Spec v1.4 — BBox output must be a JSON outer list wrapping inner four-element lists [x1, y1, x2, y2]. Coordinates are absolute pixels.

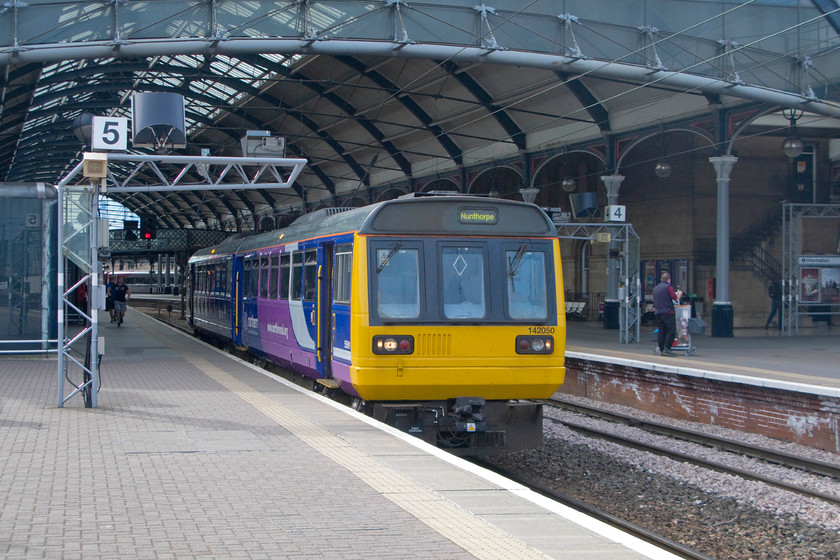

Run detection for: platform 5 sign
[[91, 116, 128, 151]]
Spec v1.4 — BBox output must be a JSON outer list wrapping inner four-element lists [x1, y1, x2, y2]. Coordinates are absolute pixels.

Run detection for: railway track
[[544, 398, 840, 507]]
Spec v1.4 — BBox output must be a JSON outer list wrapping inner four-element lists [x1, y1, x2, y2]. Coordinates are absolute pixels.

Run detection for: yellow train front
[[349, 196, 565, 455]]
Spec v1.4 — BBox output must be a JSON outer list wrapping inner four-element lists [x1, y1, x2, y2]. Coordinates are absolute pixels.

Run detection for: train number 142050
[[527, 326, 555, 334]]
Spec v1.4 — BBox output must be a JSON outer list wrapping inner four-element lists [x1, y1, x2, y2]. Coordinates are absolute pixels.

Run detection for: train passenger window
[[221, 264, 228, 296], [260, 256, 269, 299], [269, 255, 279, 299], [243, 259, 252, 298], [333, 244, 352, 304], [249, 258, 259, 297], [376, 246, 420, 319], [303, 249, 318, 301], [280, 254, 291, 299], [441, 247, 485, 319], [291, 252, 303, 300], [506, 248, 547, 320]]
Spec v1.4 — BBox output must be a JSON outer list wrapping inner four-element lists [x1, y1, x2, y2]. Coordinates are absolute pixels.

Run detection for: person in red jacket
[[652, 272, 682, 356]]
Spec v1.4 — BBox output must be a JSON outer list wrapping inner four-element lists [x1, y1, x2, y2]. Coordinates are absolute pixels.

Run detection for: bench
[[565, 301, 587, 320]]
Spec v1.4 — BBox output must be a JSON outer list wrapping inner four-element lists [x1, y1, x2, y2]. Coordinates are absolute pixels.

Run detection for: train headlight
[[515, 335, 554, 354], [373, 335, 414, 355]]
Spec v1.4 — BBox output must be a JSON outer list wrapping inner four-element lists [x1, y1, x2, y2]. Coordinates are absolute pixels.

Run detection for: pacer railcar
[[189, 195, 566, 455]]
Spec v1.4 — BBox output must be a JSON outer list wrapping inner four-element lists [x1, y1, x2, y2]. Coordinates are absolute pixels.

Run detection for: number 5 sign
[[91, 116, 128, 151]]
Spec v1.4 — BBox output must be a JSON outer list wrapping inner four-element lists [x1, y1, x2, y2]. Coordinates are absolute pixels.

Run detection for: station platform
[[0, 309, 678, 560], [567, 320, 840, 396]]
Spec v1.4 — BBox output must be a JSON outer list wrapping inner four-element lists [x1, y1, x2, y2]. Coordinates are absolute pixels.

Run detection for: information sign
[[91, 116, 128, 151]]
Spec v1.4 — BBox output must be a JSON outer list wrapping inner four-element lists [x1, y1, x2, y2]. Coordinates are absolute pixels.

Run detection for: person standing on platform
[[765, 280, 782, 330], [653, 272, 682, 356], [105, 274, 115, 322], [109, 275, 130, 327]]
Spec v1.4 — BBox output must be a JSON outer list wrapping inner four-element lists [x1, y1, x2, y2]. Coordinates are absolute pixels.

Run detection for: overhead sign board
[[799, 256, 840, 266]]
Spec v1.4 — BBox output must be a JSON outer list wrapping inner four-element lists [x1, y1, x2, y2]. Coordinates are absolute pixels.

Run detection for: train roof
[[190, 196, 556, 261]]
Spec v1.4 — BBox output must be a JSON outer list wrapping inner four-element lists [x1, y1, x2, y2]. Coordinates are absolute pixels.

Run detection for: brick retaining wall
[[558, 357, 840, 455]]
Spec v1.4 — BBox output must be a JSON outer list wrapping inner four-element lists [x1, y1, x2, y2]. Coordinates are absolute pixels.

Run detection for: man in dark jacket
[[765, 280, 782, 330], [653, 272, 682, 356]]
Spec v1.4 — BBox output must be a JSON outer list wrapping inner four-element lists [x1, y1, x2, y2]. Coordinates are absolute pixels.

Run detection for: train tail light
[[373, 335, 414, 355], [516, 335, 553, 354]]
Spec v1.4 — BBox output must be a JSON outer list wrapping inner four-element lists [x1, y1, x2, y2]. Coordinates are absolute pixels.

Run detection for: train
[[188, 194, 566, 455]]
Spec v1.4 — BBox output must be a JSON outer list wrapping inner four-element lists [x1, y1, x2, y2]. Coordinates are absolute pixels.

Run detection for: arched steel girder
[[334, 55, 463, 166], [615, 125, 716, 173], [12, 78, 298, 215], [234, 53, 413, 177], [155, 192, 198, 229], [13, 60, 344, 196], [554, 72, 611, 133], [810, 0, 840, 35], [439, 60, 526, 151], [124, 192, 180, 230], [3, 40, 834, 118]]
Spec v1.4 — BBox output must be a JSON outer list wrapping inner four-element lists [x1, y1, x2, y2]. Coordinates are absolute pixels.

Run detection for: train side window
[[333, 244, 352, 304], [303, 249, 317, 301], [375, 245, 420, 319], [242, 260, 250, 298], [506, 248, 548, 320], [226, 261, 232, 297], [291, 251, 303, 300], [249, 258, 259, 297], [269, 255, 279, 299], [260, 256, 269, 299], [221, 264, 228, 297], [441, 246, 486, 319], [279, 254, 291, 299]]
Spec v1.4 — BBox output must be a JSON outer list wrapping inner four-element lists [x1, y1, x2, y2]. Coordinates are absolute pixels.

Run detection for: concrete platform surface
[[0, 310, 679, 560]]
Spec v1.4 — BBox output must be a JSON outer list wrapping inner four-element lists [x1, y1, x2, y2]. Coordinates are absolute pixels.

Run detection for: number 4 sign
[[91, 116, 128, 151], [604, 205, 626, 222]]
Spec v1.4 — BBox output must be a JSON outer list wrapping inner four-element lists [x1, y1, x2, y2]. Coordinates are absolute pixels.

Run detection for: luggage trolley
[[671, 304, 695, 355], [652, 304, 700, 356]]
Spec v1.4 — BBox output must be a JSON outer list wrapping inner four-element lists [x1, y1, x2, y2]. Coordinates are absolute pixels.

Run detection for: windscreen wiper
[[376, 243, 402, 273], [508, 244, 527, 277]]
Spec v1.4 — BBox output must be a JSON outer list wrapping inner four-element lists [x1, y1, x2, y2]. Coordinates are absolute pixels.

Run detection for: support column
[[709, 156, 737, 337], [601, 174, 624, 329]]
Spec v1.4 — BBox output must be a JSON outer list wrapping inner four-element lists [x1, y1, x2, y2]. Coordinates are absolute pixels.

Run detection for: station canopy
[[1, 1, 839, 231]]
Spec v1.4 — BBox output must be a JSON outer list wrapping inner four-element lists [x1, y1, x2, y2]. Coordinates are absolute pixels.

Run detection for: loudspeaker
[[131, 92, 187, 149], [569, 192, 599, 219]]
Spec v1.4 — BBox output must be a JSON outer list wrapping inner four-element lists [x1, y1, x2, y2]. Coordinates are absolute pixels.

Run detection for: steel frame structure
[[781, 203, 840, 335], [555, 221, 641, 344], [56, 153, 306, 408]]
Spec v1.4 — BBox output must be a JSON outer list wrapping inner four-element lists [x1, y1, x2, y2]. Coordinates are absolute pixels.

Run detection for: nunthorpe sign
[[458, 207, 499, 225]]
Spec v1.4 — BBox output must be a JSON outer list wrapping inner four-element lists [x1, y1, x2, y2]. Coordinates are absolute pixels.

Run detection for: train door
[[316, 242, 334, 379], [232, 255, 245, 346]]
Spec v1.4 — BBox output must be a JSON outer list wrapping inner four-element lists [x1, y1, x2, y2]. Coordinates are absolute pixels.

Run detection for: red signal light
[[142, 232, 152, 240]]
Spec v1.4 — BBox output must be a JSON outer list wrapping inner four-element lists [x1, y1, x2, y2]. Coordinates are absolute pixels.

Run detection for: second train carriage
[[189, 195, 566, 455]]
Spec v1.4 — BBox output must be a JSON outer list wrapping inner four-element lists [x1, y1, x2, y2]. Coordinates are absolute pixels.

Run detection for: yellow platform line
[[147, 320, 549, 560]]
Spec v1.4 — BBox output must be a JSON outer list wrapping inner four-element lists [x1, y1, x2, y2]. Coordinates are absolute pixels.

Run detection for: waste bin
[[603, 299, 619, 330], [711, 304, 733, 337]]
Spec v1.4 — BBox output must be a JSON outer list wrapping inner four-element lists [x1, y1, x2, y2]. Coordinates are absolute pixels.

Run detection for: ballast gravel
[[484, 394, 840, 559]]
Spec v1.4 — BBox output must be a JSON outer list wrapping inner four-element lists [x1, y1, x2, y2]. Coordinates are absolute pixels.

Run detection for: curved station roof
[[1, 1, 839, 231]]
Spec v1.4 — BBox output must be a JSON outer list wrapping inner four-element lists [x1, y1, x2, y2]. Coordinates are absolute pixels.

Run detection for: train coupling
[[453, 397, 486, 434]]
